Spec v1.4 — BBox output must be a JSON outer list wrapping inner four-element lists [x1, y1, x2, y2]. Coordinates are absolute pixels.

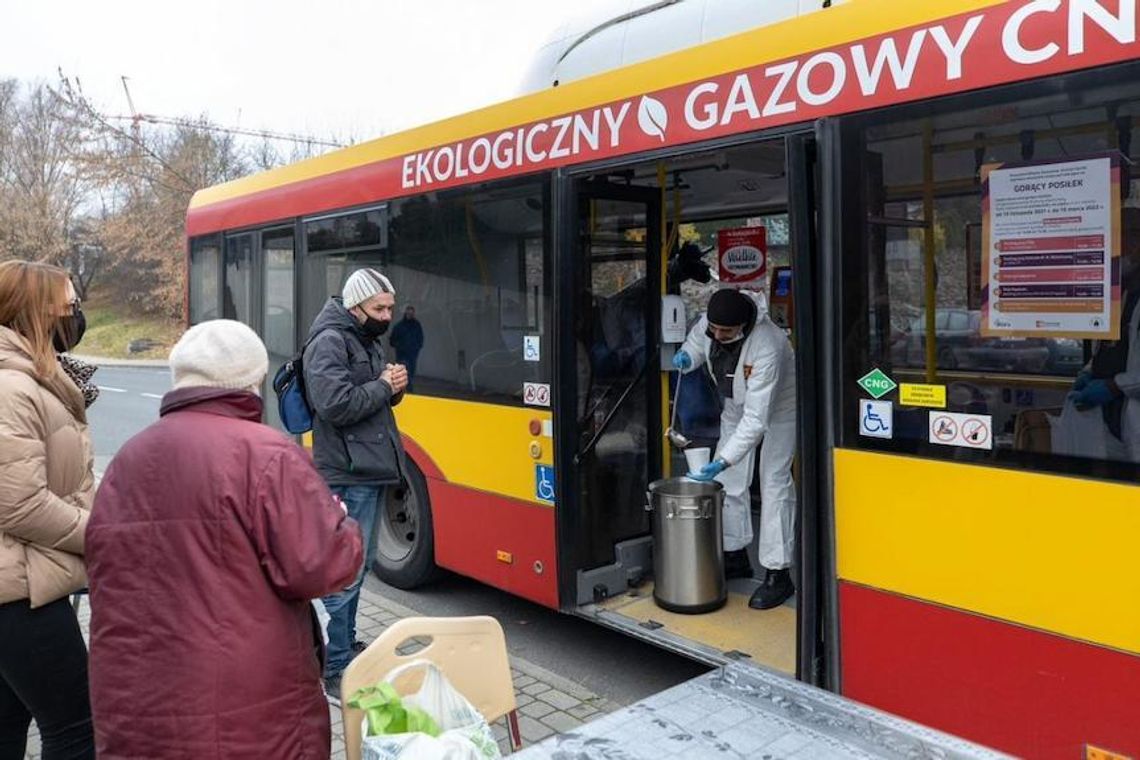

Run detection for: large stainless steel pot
[[646, 477, 726, 614]]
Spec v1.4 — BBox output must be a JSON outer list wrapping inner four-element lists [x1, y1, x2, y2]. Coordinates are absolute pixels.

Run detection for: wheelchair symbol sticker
[[535, 465, 556, 503], [859, 399, 893, 439], [524, 336, 541, 362]]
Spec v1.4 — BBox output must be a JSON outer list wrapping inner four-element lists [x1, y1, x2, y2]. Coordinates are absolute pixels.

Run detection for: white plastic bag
[[311, 599, 330, 647], [1049, 400, 1108, 459], [361, 660, 501, 760]]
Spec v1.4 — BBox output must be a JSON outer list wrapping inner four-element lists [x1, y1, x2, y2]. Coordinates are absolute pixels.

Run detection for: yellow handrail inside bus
[[658, 162, 671, 476], [922, 120, 938, 384], [463, 197, 491, 287]]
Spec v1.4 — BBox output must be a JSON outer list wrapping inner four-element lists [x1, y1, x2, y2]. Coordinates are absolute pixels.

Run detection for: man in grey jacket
[[303, 268, 408, 697]]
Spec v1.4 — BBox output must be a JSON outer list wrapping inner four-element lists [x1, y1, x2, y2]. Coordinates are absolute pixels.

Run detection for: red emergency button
[[528, 419, 542, 436]]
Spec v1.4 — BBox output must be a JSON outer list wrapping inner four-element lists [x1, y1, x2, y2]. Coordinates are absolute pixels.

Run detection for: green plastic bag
[[348, 682, 442, 738]]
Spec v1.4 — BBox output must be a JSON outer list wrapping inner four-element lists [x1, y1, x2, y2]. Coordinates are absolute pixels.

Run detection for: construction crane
[[113, 76, 345, 149]]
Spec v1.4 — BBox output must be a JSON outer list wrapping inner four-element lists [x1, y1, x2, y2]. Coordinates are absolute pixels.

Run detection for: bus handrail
[[574, 359, 650, 466]]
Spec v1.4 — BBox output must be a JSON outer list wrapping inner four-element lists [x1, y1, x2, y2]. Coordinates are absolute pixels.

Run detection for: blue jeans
[[322, 484, 383, 678]]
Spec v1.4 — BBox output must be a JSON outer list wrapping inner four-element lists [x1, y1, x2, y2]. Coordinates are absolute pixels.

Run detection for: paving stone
[[519, 699, 557, 719], [567, 703, 601, 721], [517, 715, 555, 743], [512, 674, 537, 688], [521, 681, 551, 697], [540, 711, 584, 734], [514, 693, 535, 708], [539, 688, 580, 712]]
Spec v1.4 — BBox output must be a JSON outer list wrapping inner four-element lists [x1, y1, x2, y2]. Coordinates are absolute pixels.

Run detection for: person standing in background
[[390, 305, 424, 393]]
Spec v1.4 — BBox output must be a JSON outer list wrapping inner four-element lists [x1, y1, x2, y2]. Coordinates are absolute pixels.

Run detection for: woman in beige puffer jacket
[[0, 260, 96, 759]]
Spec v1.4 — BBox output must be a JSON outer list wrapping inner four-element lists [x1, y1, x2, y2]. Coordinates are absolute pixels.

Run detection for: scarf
[[57, 354, 100, 408]]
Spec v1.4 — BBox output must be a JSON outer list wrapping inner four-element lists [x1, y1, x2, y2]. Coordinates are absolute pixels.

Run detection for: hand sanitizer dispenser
[[661, 295, 687, 344]]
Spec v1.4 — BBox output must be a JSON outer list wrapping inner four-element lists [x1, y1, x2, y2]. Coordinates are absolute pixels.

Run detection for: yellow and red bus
[[187, 1, 1140, 756]]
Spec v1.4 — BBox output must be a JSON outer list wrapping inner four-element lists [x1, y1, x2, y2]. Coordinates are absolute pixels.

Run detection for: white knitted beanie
[[342, 268, 396, 309], [169, 320, 269, 392]]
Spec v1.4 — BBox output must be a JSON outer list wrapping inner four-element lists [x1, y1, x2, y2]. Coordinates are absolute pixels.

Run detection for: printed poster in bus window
[[981, 154, 1122, 340], [718, 226, 767, 289]]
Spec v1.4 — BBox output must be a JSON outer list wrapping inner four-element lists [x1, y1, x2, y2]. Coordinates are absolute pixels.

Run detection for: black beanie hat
[[707, 288, 752, 327]]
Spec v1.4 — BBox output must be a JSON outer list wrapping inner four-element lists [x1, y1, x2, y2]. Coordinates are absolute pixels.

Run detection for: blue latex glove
[[672, 349, 692, 371], [687, 458, 728, 482], [1072, 370, 1092, 392], [1068, 379, 1118, 409]]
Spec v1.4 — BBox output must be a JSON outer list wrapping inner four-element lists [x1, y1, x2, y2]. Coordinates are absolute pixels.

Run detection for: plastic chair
[[341, 616, 522, 760]]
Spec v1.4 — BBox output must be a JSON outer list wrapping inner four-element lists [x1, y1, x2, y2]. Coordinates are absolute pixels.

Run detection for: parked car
[[1044, 338, 1085, 375], [891, 309, 1079, 374], [891, 309, 978, 369]]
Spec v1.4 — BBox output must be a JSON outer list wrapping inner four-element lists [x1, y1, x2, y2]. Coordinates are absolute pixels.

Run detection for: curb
[[70, 354, 169, 369], [357, 587, 620, 709]]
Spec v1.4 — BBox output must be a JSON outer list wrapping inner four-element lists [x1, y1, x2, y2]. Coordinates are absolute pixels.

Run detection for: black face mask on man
[[361, 316, 390, 339], [53, 305, 86, 353]]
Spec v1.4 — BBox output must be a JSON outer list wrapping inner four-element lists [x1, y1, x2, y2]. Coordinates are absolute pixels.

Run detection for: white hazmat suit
[[680, 293, 797, 569]]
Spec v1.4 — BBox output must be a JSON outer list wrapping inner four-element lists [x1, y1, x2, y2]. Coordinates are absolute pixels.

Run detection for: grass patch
[[80, 293, 183, 360]]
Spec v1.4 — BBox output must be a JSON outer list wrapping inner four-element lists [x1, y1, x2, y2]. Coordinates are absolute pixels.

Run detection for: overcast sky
[[1, 0, 613, 145]]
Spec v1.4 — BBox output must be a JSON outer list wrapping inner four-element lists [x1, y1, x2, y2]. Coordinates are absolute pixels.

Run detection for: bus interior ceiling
[[574, 137, 797, 670]]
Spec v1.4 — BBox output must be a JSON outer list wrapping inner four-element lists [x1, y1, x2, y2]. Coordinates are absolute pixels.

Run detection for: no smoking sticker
[[523, 382, 551, 408], [928, 411, 992, 450]]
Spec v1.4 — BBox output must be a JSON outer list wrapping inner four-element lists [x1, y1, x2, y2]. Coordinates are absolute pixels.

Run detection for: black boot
[[748, 567, 794, 609], [723, 549, 753, 580]]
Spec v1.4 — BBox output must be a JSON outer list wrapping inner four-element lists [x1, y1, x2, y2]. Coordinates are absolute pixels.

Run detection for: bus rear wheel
[[371, 459, 438, 589]]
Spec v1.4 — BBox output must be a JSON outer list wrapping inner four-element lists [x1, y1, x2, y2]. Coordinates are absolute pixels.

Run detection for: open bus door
[[556, 179, 664, 616], [555, 132, 828, 683]]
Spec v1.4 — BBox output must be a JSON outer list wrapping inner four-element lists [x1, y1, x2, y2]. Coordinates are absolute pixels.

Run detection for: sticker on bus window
[[524, 335, 540, 362], [900, 383, 947, 409], [857, 368, 897, 399], [523, 382, 551, 407], [929, 411, 992, 450], [859, 400, 893, 439]]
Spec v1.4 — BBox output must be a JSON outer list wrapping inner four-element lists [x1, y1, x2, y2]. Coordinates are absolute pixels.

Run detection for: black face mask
[[362, 317, 390, 339], [53, 306, 86, 353]]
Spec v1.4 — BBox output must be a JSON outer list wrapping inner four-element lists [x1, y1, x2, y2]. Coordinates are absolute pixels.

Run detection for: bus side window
[[842, 72, 1140, 482]]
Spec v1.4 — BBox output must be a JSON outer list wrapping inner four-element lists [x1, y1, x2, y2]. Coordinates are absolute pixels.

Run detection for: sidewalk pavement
[[24, 587, 620, 759]]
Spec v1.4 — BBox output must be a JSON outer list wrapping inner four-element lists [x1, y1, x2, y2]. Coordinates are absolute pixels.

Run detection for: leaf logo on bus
[[637, 96, 668, 142]]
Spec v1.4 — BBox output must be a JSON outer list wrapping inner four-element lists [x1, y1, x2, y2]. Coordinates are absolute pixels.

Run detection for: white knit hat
[[342, 268, 395, 309], [169, 320, 269, 392]]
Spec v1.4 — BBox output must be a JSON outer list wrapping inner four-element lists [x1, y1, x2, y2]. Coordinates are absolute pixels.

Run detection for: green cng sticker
[[857, 368, 898, 399]]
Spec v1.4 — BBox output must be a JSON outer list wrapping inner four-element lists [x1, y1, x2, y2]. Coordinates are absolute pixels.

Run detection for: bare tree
[[53, 75, 251, 318], [0, 81, 87, 269]]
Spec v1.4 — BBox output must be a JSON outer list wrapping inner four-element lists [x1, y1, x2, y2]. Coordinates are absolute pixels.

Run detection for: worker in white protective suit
[[1070, 206, 1140, 462], [672, 288, 797, 610]]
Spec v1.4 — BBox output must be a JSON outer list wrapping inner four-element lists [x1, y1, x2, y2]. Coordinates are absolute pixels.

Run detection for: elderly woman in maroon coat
[[86, 320, 363, 759]]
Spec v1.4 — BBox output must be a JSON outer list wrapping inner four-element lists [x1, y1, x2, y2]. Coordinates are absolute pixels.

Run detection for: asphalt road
[[87, 365, 171, 473], [86, 366, 708, 707]]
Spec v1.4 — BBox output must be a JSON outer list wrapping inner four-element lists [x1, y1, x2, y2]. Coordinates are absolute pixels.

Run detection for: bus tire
[[371, 458, 439, 589]]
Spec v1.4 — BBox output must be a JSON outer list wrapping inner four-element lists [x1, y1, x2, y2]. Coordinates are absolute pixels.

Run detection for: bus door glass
[[571, 182, 663, 576]]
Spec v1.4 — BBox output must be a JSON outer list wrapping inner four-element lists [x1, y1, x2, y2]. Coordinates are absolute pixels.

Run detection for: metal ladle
[[666, 368, 692, 450]]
